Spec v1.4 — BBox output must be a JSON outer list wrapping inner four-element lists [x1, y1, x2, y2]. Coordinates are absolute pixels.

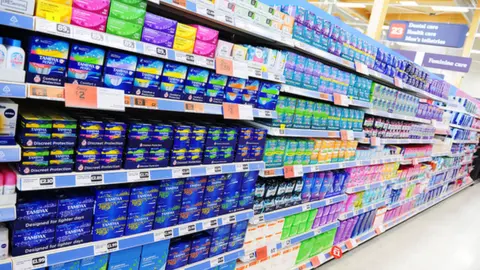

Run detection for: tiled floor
[[318, 183, 480, 270]]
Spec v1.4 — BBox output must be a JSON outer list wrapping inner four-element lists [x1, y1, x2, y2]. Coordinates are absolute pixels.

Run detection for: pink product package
[[193, 40, 217, 58], [73, 0, 110, 16], [71, 8, 108, 32], [191, 24, 219, 44]]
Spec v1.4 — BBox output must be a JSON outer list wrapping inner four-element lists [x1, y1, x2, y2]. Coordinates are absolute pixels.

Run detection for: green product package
[[294, 211, 310, 235], [106, 17, 143, 40], [114, 0, 147, 9], [283, 140, 298, 166], [109, 0, 146, 24], [293, 139, 306, 165], [281, 215, 296, 240], [296, 238, 315, 265]]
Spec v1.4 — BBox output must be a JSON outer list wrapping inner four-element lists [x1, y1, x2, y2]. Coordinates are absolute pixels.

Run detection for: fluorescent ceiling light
[[399, 1, 418, 6], [471, 50, 480, 54], [382, 25, 390, 30], [336, 2, 367, 8], [475, 33, 480, 37], [431, 6, 469, 12]]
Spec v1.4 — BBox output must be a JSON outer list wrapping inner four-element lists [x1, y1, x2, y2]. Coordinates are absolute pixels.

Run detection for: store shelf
[[0, 10, 34, 30], [450, 124, 480, 132], [243, 221, 340, 263], [125, 95, 277, 119], [402, 84, 449, 103], [388, 194, 421, 210], [400, 156, 433, 165], [431, 151, 452, 157], [293, 40, 354, 69], [452, 139, 478, 144], [249, 122, 364, 139], [16, 161, 265, 191], [250, 194, 347, 224], [179, 249, 244, 270], [345, 178, 398, 194], [339, 201, 386, 220], [11, 210, 252, 269], [363, 109, 431, 124], [0, 81, 27, 98], [380, 138, 435, 144], [260, 156, 404, 178], [432, 165, 461, 175], [391, 176, 426, 189]]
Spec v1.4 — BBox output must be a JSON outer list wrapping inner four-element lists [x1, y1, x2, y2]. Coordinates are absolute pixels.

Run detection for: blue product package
[[128, 184, 159, 215], [56, 193, 94, 224], [227, 220, 248, 251], [224, 77, 246, 104], [93, 215, 127, 241], [79, 254, 109, 270], [242, 79, 260, 106], [209, 224, 231, 257], [99, 147, 122, 171], [189, 124, 207, 148], [126, 121, 152, 148], [256, 82, 280, 110], [12, 225, 56, 256], [108, 246, 142, 270], [27, 36, 70, 86], [179, 176, 207, 224], [160, 62, 188, 100], [149, 121, 174, 148], [219, 173, 243, 215], [94, 187, 130, 217], [218, 261, 237, 270], [132, 57, 164, 97], [125, 212, 155, 235], [49, 260, 80, 270], [200, 174, 226, 219], [184, 67, 210, 102], [14, 197, 58, 229], [140, 240, 170, 270], [153, 180, 184, 230], [188, 232, 212, 264], [67, 43, 105, 86], [103, 51, 138, 92], [237, 171, 259, 211], [204, 73, 228, 104], [55, 220, 92, 248], [166, 237, 191, 270], [77, 118, 105, 147], [301, 173, 314, 203]]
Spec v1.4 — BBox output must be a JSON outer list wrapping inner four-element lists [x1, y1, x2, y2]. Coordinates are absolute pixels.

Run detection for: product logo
[[24, 234, 47, 241], [26, 208, 49, 215], [103, 221, 120, 227], [67, 204, 86, 210], [104, 197, 122, 202], [65, 228, 84, 235]]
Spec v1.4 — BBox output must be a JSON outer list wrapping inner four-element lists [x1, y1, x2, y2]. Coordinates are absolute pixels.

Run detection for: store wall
[[460, 69, 480, 98]]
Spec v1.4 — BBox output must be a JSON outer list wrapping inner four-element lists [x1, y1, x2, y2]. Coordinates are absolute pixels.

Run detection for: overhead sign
[[393, 49, 471, 73], [387, 21, 468, 48]]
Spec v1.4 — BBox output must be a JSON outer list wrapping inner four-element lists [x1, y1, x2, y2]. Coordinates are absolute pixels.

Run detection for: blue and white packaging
[[154, 178, 185, 229], [160, 62, 188, 100], [227, 220, 248, 251], [67, 43, 105, 87], [93, 215, 127, 241], [49, 260, 80, 270], [179, 176, 207, 224], [209, 225, 231, 257], [55, 220, 92, 248], [94, 187, 131, 217], [188, 232, 212, 264], [166, 237, 191, 270], [237, 171, 259, 211], [79, 254, 109, 270], [132, 57, 164, 97], [140, 240, 170, 270], [56, 193, 94, 224], [103, 51, 138, 92], [108, 246, 142, 270], [200, 174, 226, 219], [219, 173, 243, 215]]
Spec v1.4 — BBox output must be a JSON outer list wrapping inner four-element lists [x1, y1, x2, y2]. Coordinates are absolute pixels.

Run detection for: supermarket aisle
[[319, 184, 480, 270]]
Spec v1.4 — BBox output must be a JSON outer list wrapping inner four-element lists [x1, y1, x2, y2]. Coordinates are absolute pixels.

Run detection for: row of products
[[363, 116, 435, 140], [28, 35, 281, 109], [0, 37, 25, 71], [17, 109, 266, 174], [451, 128, 475, 141], [397, 164, 428, 183], [450, 97, 479, 116], [344, 186, 387, 212], [253, 171, 348, 214], [448, 110, 477, 128], [430, 156, 462, 171], [11, 172, 257, 256], [283, 51, 372, 102], [263, 138, 358, 168], [272, 96, 365, 131], [355, 145, 401, 161], [388, 183, 418, 205], [401, 145, 433, 159], [333, 209, 377, 245], [345, 163, 400, 188]]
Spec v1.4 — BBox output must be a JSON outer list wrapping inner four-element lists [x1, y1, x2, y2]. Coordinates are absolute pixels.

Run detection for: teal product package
[[204, 73, 228, 104], [132, 57, 164, 97], [160, 62, 188, 100], [103, 51, 138, 92], [67, 43, 105, 87], [184, 67, 210, 103]]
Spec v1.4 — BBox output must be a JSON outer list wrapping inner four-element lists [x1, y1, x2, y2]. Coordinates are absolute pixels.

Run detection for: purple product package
[[142, 27, 175, 48], [144, 13, 178, 35], [334, 220, 347, 244]]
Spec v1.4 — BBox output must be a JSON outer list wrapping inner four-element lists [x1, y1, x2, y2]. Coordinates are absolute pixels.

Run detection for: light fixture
[[382, 25, 390, 30], [475, 33, 480, 37], [471, 50, 480, 54], [431, 6, 469, 12], [336, 2, 367, 8], [355, 17, 360, 20], [399, 1, 418, 6]]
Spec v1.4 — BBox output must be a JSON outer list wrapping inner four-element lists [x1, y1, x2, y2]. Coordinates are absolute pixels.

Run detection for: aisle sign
[[330, 246, 343, 259], [387, 21, 468, 48]]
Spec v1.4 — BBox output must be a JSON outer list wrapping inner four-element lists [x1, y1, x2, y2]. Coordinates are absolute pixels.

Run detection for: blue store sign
[[387, 20, 468, 48]]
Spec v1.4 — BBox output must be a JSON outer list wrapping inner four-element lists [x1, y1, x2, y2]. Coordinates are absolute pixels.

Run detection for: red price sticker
[[184, 102, 205, 113], [354, 60, 370, 76], [340, 130, 354, 141], [134, 97, 157, 108], [65, 83, 97, 109], [263, 169, 276, 177], [284, 165, 303, 178], [370, 137, 380, 146], [29, 84, 65, 100], [124, 96, 131, 106], [330, 246, 343, 259], [375, 225, 386, 235], [311, 256, 321, 267], [345, 239, 358, 249], [394, 77, 404, 88], [333, 93, 350, 107], [319, 92, 330, 101], [215, 57, 234, 77], [222, 103, 253, 120], [255, 246, 268, 261], [412, 158, 419, 165]]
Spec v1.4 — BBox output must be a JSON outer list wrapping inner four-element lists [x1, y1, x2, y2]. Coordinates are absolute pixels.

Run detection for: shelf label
[[172, 167, 192, 178], [28, 84, 64, 100], [330, 246, 343, 259], [206, 165, 223, 175], [302, 204, 312, 212], [375, 225, 386, 235], [76, 173, 104, 186], [127, 171, 150, 182], [267, 244, 277, 257], [203, 218, 218, 229], [179, 224, 196, 235], [144, 44, 168, 59], [14, 255, 48, 270], [284, 165, 303, 178], [36, 18, 73, 38], [21, 176, 56, 190], [216, 57, 234, 76], [263, 169, 276, 177], [154, 228, 173, 241], [333, 93, 351, 107], [256, 109, 273, 118], [210, 255, 225, 267], [107, 35, 137, 53], [235, 163, 250, 172], [196, 2, 215, 18], [65, 84, 125, 111], [354, 61, 369, 76], [94, 240, 119, 255], [223, 103, 254, 120], [370, 137, 380, 146], [184, 102, 205, 113], [340, 130, 354, 141], [251, 214, 264, 224], [412, 158, 419, 165], [345, 239, 358, 249], [319, 92, 330, 100], [74, 27, 106, 46], [394, 77, 404, 88], [222, 214, 236, 224], [175, 51, 196, 65], [133, 97, 157, 109], [311, 256, 322, 267]]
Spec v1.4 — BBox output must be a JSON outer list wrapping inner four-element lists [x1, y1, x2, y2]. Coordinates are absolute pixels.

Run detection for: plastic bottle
[[3, 168, 16, 194], [0, 37, 6, 69], [5, 38, 25, 70]]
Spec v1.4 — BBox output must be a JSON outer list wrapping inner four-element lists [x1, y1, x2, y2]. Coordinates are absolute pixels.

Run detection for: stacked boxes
[[142, 13, 177, 49], [92, 186, 130, 241], [67, 43, 106, 87], [173, 23, 197, 54], [71, 0, 110, 31], [106, 0, 147, 40], [35, 0, 73, 24]]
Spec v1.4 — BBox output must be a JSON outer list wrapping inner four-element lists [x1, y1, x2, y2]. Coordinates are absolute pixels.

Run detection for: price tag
[[345, 239, 358, 249], [302, 204, 312, 212], [394, 77, 404, 88], [73, 27, 106, 46], [370, 137, 380, 146], [262, 169, 276, 177], [144, 44, 168, 59], [203, 219, 218, 229], [14, 255, 48, 270], [179, 224, 196, 235], [77, 173, 104, 186], [333, 93, 351, 107], [215, 57, 234, 77], [133, 97, 157, 108], [196, 56, 215, 69], [282, 239, 292, 247], [20, 176, 54, 191], [94, 240, 119, 255], [222, 214, 236, 224], [107, 35, 137, 53], [215, 9, 235, 25], [210, 256, 225, 267], [184, 102, 205, 113], [206, 165, 223, 175], [279, 124, 286, 135], [127, 171, 150, 182], [28, 84, 64, 100], [172, 167, 192, 178], [250, 67, 263, 78], [235, 163, 250, 172], [311, 256, 322, 267], [312, 165, 322, 172], [284, 165, 303, 178], [354, 60, 370, 76], [65, 84, 125, 111], [175, 51, 195, 65], [36, 18, 73, 38], [252, 214, 265, 224], [340, 130, 354, 141], [412, 158, 419, 165], [196, 3, 215, 18], [223, 103, 254, 120], [319, 93, 330, 100], [375, 225, 386, 235], [257, 109, 273, 118]]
